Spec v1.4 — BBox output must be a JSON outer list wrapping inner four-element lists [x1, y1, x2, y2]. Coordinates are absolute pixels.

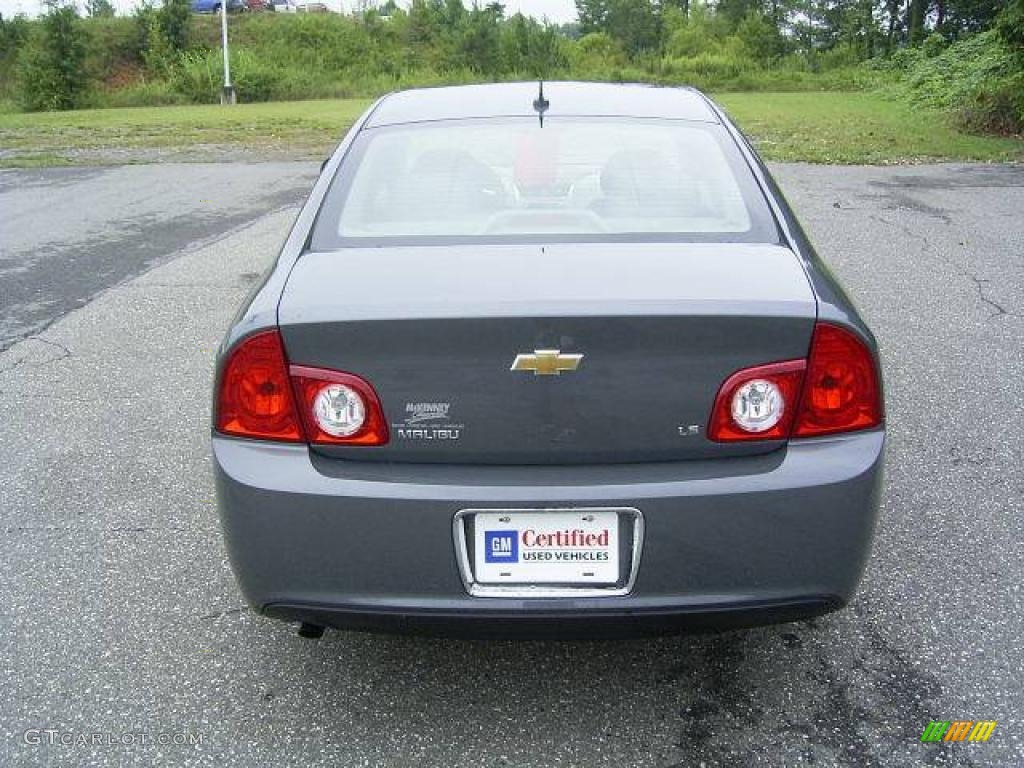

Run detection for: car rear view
[[212, 82, 884, 638]]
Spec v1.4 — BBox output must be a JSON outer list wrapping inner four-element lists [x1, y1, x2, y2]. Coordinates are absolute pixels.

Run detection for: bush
[[887, 30, 1024, 133], [157, 0, 191, 53], [83, 16, 146, 80], [810, 42, 865, 71], [666, 23, 723, 58], [173, 48, 290, 103], [0, 13, 30, 59], [570, 31, 626, 69], [0, 14, 31, 100], [956, 75, 1024, 133], [997, 0, 1024, 51], [85, 77, 188, 107], [736, 11, 785, 61], [16, 4, 87, 110], [921, 31, 947, 57]]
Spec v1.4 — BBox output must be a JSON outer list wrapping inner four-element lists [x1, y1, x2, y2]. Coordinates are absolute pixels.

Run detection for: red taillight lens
[[216, 330, 303, 442], [793, 323, 883, 437], [708, 359, 806, 442], [708, 323, 883, 442], [216, 331, 390, 446], [290, 365, 389, 446]]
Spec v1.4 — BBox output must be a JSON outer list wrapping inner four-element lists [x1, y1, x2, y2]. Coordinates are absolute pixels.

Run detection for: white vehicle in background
[[271, 0, 298, 11]]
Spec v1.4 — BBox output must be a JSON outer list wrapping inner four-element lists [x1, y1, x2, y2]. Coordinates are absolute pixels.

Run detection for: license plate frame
[[453, 507, 644, 598]]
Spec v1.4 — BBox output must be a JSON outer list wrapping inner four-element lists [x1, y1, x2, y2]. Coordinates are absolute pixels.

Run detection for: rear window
[[311, 117, 778, 248]]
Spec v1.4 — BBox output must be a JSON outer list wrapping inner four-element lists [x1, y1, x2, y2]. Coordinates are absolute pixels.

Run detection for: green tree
[[834, 0, 880, 57], [85, 0, 116, 17], [881, 0, 904, 52], [908, 0, 928, 44], [0, 12, 30, 59], [572, 28, 625, 69], [716, 0, 765, 28], [144, 15, 176, 76], [524, 21, 567, 76], [997, 0, 1024, 50], [443, 0, 466, 27], [575, 0, 608, 34], [604, 0, 660, 54], [661, 0, 689, 17], [736, 10, 785, 59], [500, 11, 530, 69], [133, 1, 158, 62], [939, 0, 1006, 37], [406, 0, 443, 50], [660, 3, 688, 43], [16, 2, 86, 111], [460, 2, 502, 74], [157, 0, 191, 53], [664, 1, 728, 57]]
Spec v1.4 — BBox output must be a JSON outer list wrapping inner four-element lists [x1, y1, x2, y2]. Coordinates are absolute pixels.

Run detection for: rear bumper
[[262, 597, 843, 639], [213, 430, 884, 638]]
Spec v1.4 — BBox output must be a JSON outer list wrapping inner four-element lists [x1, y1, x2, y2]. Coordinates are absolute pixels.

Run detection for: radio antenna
[[532, 80, 549, 127]]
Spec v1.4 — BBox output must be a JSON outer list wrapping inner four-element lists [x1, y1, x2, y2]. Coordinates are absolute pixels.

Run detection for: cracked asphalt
[[0, 162, 1021, 767]]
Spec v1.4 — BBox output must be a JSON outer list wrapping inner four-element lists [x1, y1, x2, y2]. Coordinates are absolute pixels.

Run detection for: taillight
[[290, 365, 389, 446], [793, 323, 883, 437], [708, 359, 806, 441], [216, 330, 303, 442], [215, 331, 389, 446], [708, 322, 882, 442]]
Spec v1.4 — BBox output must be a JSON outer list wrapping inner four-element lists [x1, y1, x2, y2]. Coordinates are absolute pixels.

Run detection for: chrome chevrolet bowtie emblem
[[510, 349, 583, 376]]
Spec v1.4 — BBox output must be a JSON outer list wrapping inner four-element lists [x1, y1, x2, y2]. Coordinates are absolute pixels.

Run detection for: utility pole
[[220, 1, 236, 104]]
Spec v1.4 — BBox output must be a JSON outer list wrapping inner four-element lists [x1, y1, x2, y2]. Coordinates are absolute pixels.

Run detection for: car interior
[[336, 120, 753, 238]]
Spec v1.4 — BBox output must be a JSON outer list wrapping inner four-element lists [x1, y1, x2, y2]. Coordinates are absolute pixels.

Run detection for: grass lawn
[[714, 91, 1024, 164], [1, 91, 1021, 167], [0, 99, 374, 165]]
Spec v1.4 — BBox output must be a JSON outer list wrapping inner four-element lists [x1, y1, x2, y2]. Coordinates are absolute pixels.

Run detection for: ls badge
[[510, 349, 583, 376]]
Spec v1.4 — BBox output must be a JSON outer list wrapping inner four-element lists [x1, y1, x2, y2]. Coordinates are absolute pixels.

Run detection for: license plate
[[473, 510, 619, 585]]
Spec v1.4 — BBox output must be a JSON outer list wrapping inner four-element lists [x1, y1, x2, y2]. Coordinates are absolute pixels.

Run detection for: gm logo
[[484, 531, 518, 563]]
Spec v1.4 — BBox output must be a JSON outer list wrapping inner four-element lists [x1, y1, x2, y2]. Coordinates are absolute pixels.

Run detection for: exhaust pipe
[[298, 622, 325, 639]]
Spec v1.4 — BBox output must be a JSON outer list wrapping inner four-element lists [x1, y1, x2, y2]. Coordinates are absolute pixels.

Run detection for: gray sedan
[[212, 82, 885, 639]]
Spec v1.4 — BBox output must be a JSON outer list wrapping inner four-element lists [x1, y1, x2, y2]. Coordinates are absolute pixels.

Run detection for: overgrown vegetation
[[0, 0, 1021, 137], [14, 4, 87, 110], [874, 17, 1024, 133]]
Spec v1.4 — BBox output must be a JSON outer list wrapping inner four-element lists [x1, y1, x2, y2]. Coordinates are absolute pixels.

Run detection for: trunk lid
[[278, 243, 816, 464]]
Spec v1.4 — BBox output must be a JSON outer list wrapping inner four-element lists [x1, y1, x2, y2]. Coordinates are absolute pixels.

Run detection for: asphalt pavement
[[0, 163, 318, 351], [0, 161, 1021, 767]]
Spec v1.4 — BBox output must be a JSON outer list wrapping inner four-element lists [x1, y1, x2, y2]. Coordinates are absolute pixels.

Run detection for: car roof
[[364, 82, 719, 128]]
